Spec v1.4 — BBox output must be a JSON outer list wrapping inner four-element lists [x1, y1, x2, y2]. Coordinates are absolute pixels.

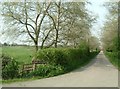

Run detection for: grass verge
[[105, 52, 120, 70]]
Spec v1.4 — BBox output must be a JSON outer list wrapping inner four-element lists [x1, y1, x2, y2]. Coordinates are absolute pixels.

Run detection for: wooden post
[[33, 63, 36, 71]]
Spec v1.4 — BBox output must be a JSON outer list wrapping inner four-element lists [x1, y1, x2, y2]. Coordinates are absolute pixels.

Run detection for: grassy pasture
[[2, 46, 35, 64]]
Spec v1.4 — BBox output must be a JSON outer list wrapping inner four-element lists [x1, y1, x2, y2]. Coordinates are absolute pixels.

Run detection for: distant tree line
[[2, 42, 28, 46]]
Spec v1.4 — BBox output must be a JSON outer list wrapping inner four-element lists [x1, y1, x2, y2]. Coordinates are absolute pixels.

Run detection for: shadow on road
[[71, 54, 98, 72], [71, 51, 116, 73]]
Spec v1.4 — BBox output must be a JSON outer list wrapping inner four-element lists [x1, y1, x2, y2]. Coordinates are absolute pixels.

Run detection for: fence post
[[33, 63, 36, 71]]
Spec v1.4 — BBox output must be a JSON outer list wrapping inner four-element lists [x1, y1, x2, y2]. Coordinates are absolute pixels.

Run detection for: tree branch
[[24, 1, 35, 43], [37, 2, 51, 36]]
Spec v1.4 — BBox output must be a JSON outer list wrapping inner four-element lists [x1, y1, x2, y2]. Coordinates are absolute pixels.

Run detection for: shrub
[[27, 64, 64, 77], [2, 55, 19, 80], [36, 47, 98, 73], [2, 54, 11, 68]]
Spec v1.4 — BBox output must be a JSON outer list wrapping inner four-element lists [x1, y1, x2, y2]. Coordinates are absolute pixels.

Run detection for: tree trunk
[[55, 1, 61, 48], [41, 40, 45, 49], [55, 30, 58, 48], [35, 40, 38, 52]]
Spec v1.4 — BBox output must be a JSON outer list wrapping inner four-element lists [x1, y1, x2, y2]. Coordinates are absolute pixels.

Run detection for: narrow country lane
[[3, 51, 118, 87]]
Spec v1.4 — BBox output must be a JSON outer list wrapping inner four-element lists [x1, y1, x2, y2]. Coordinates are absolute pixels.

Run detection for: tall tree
[[2, 1, 51, 52], [102, 2, 118, 51], [47, 2, 95, 48]]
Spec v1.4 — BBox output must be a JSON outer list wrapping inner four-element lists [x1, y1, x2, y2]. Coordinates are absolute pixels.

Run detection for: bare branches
[[37, 2, 52, 35], [2, 1, 96, 50], [24, 1, 35, 43]]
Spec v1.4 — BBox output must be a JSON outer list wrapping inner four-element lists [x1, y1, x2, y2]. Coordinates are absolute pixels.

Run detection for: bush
[[26, 64, 64, 78], [2, 54, 11, 67], [36, 47, 98, 73], [2, 55, 19, 80]]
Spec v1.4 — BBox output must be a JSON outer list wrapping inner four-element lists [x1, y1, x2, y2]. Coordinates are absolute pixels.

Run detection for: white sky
[[0, 1, 109, 44], [87, 0, 109, 39]]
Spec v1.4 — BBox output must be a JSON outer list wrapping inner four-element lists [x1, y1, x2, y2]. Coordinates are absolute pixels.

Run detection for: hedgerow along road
[[3, 51, 118, 87]]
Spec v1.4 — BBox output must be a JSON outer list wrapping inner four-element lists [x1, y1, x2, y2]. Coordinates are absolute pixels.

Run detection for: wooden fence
[[22, 60, 46, 72]]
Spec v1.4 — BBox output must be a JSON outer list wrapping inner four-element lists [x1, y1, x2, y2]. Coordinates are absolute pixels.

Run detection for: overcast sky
[[0, 0, 109, 44], [87, 0, 109, 40]]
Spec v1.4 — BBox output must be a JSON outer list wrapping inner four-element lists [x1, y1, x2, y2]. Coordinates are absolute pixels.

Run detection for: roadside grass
[[2, 46, 35, 64], [105, 52, 120, 70], [2, 77, 41, 84]]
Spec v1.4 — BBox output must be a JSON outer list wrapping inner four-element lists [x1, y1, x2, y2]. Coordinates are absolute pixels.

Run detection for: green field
[[2, 46, 35, 64]]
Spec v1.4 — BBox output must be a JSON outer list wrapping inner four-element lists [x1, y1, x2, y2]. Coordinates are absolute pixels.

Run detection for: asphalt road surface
[[3, 51, 118, 87]]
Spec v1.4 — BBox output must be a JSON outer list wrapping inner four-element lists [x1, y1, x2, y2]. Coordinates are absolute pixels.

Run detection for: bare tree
[[2, 1, 51, 52]]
